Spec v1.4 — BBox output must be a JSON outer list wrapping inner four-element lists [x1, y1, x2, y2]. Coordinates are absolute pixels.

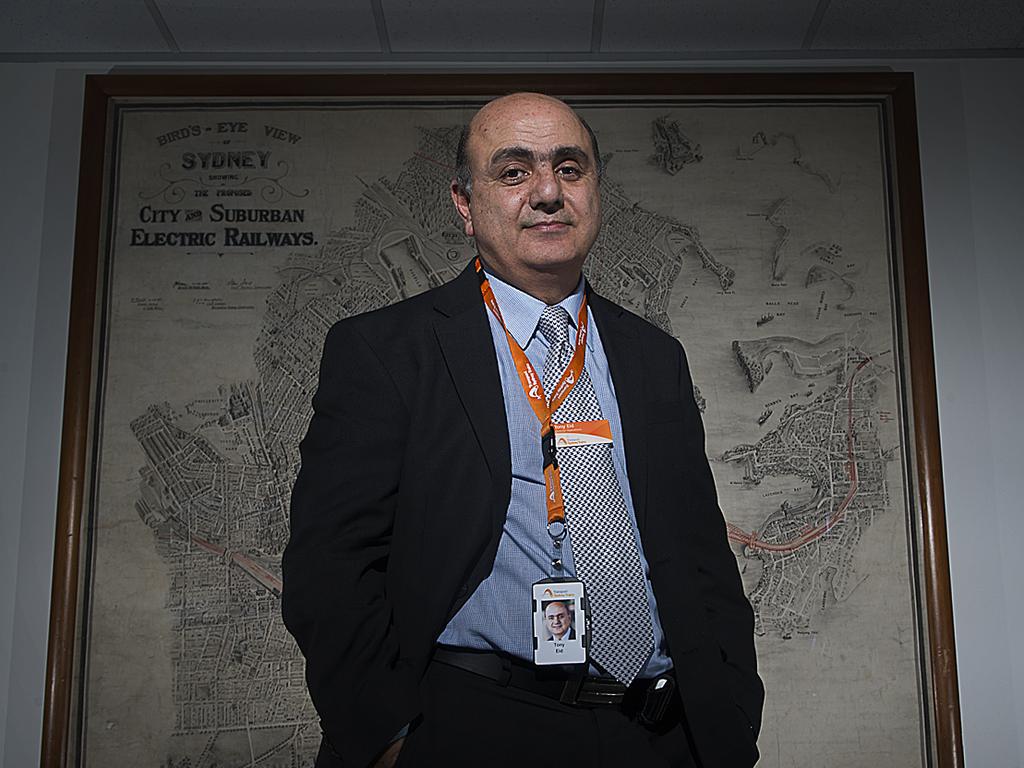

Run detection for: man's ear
[[450, 181, 474, 237]]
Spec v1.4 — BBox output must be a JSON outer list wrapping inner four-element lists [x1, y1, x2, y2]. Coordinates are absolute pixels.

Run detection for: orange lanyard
[[475, 258, 589, 538]]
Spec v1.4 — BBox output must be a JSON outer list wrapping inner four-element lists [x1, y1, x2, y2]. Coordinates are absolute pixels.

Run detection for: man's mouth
[[526, 221, 571, 231]]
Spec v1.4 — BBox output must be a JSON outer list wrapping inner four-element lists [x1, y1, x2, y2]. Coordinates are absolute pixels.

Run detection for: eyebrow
[[487, 144, 592, 171]]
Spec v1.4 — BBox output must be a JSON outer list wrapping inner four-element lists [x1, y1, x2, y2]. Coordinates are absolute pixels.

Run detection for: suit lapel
[[433, 265, 512, 528], [588, 291, 649, 534], [431, 268, 649, 536]]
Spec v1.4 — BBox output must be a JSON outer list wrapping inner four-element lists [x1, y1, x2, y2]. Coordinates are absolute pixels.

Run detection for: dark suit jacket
[[283, 262, 764, 768]]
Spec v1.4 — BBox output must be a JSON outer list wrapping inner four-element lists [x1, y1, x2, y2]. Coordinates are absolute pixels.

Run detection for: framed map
[[44, 74, 961, 768]]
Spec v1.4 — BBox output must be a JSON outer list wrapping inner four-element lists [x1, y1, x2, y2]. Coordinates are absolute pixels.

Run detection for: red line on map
[[190, 533, 283, 596], [727, 357, 872, 553], [414, 152, 455, 172]]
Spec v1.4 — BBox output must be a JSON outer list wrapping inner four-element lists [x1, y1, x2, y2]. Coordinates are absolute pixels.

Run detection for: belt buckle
[[559, 676, 626, 706]]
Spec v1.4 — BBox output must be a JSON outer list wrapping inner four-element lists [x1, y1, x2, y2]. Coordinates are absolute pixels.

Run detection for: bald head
[[454, 92, 602, 198], [448, 91, 603, 304]]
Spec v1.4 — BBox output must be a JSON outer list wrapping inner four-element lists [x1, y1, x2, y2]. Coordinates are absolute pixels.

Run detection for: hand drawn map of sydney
[[80, 100, 925, 767]]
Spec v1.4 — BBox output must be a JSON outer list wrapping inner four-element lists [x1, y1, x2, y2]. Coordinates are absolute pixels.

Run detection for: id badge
[[532, 579, 588, 666], [553, 419, 613, 448]]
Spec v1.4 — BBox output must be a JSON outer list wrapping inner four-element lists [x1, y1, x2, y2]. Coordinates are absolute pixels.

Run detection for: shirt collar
[[483, 267, 592, 352]]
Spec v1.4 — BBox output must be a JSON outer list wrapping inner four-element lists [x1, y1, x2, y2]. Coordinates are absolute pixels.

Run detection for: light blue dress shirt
[[438, 270, 673, 678]]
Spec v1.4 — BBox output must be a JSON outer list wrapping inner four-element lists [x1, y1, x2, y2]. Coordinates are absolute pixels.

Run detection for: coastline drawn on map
[[66, 94, 946, 768], [737, 129, 841, 193], [724, 331, 894, 638], [650, 115, 703, 175]]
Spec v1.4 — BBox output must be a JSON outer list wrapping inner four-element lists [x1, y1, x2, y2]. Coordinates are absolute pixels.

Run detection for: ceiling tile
[[814, 0, 1024, 50], [382, 0, 593, 53], [1, 0, 168, 52], [158, 0, 381, 52], [601, 0, 820, 52]]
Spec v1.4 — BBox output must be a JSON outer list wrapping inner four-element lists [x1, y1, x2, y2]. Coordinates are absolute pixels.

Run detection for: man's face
[[451, 93, 601, 289], [545, 602, 571, 638]]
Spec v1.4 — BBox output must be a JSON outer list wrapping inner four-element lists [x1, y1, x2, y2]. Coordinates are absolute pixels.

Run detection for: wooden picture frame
[[44, 73, 961, 767]]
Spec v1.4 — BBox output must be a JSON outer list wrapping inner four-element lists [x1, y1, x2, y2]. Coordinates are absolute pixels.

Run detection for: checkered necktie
[[538, 305, 655, 684]]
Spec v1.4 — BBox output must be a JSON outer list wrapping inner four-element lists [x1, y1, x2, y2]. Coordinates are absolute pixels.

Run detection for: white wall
[[1, 63, 80, 768], [1, 58, 1021, 767], [914, 59, 1024, 766], [957, 60, 1024, 763]]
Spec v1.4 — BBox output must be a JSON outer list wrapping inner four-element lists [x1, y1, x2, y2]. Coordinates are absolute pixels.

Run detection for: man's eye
[[501, 168, 527, 181], [557, 165, 582, 178]]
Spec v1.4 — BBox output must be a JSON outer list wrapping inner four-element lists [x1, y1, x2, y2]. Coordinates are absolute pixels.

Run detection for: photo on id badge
[[533, 581, 587, 665]]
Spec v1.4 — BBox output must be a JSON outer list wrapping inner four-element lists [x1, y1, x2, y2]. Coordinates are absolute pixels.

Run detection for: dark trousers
[[391, 660, 700, 768]]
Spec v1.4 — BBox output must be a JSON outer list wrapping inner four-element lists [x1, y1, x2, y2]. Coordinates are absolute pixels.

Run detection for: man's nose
[[529, 166, 563, 213]]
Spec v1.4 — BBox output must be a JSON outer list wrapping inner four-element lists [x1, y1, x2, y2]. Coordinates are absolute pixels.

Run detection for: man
[[283, 92, 763, 768], [544, 601, 575, 642]]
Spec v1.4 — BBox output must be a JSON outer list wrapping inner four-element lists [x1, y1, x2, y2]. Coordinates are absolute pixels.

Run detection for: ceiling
[[2, 0, 1023, 60]]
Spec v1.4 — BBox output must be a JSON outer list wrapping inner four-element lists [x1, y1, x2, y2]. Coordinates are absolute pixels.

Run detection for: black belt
[[432, 647, 678, 725]]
